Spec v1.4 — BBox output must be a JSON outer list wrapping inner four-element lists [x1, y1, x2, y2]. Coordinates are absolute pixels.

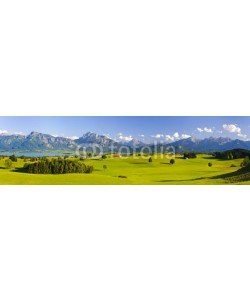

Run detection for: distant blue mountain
[[0, 131, 250, 153], [166, 137, 250, 152]]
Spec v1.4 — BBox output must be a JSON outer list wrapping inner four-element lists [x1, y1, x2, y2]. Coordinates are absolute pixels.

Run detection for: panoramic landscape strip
[[0, 116, 249, 185]]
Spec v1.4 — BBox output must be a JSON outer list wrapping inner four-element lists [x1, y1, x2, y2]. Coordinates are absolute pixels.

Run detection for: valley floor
[[0, 155, 249, 185]]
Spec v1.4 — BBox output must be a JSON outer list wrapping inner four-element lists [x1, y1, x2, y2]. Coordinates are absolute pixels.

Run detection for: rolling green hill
[[0, 154, 249, 185]]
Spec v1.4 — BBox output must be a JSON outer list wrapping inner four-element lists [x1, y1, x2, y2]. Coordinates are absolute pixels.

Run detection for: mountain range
[[0, 131, 250, 153]]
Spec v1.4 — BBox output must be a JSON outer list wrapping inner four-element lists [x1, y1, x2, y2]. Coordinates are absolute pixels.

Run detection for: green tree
[[102, 154, 107, 159], [9, 155, 17, 162], [5, 159, 13, 169], [148, 157, 153, 163], [170, 159, 175, 165], [241, 156, 250, 167]]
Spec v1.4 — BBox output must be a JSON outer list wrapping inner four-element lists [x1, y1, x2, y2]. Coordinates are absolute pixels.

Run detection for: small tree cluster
[[30, 157, 38, 162], [183, 153, 197, 159], [241, 156, 250, 167], [9, 155, 17, 162], [5, 159, 13, 169], [24, 158, 93, 174]]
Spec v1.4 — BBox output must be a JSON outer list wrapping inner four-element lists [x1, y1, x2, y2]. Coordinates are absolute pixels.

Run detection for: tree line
[[183, 153, 197, 159], [213, 149, 250, 160]]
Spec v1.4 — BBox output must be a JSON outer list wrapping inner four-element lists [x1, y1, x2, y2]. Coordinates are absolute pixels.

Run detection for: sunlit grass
[[0, 154, 248, 185]]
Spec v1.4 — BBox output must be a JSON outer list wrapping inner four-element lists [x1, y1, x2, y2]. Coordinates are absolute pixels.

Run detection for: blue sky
[[0, 116, 249, 142]]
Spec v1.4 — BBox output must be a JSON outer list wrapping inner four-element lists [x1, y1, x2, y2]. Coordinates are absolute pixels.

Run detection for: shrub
[[118, 175, 127, 178], [148, 157, 153, 163], [102, 154, 107, 159], [230, 164, 237, 167], [170, 158, 175, 165], [208, 162, 212, 167], [85, 165, 94, 173], [103, 165, 107, 170], [9, 155, 17, 162], [241, 156, 250, 167], [5, 159, 13, 169]]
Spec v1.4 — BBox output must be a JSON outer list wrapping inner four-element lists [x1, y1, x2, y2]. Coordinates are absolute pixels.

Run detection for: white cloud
[[151, 134, 164, 139], [223, 124, 241, 134], [237, 133, 247, 139], [14, 132, 25, 136], [0, 130, 25, 136], [204, 127, 213, 133], [118, 133, 133, 142], [197, 127, 213, 133], [165, 135, 175, 142], [164, 133, 190, 142], [222, 124, 248, 139], [181, 134, 191, 139], [140, 134, 145, 137], [0, 130, 8, 135], [173, 132, 179, 138], [52, 133, 79, 140], [67, 136, 79, 140]]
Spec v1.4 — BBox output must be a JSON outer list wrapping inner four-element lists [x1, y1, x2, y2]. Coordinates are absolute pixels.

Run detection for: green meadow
[[0, 154, 249, 185]]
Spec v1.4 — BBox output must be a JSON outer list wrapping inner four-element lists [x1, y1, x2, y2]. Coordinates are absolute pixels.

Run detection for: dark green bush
[[5, 159, 13, 169], [241, 156, 250, 167], [183, 153, 197, 159], [9, 155, 17, 162], [170, 158, 175, 164]]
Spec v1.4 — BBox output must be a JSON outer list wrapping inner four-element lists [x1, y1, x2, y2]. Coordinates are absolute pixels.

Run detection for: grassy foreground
[[0, 154, 249, 185]]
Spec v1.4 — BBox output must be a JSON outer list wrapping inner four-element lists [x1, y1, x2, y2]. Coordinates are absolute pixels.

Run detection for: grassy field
[[0, 154, 249, 185]]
